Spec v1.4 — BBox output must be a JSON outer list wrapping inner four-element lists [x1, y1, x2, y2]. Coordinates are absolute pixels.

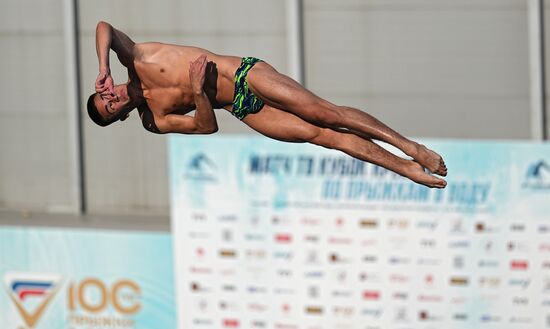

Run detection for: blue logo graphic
[[523, 160, 550, 189], [185, 153, 217, 181]]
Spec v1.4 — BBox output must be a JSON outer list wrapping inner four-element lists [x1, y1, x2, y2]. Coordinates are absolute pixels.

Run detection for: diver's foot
[[405, 161, 447, 189], [411, 144, 447, 176]]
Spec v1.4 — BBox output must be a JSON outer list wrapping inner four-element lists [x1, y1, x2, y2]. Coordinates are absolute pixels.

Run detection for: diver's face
[[94, 84, 131, 121]]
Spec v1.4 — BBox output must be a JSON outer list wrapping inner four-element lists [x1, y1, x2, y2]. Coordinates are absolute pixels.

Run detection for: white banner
[[169, 136, 550, 329]]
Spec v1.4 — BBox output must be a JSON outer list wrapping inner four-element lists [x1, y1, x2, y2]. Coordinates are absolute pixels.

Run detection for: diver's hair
[[87, 93, 113, 127]]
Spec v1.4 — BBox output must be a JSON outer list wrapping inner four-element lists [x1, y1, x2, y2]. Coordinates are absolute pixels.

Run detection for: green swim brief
[[231, 57, 265, 120]]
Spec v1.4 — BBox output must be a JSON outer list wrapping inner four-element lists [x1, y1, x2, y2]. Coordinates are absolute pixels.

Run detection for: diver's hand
[[189, 55, 207, 95], [95, 70, 116, 100]]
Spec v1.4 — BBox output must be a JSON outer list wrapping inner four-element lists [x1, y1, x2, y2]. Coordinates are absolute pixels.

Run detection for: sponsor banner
[[169, 136, 550, 329], [0, 227, 175, 329]]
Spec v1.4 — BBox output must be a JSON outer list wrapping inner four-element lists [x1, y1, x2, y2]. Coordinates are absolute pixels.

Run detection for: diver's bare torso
[[131, 42, 242, 116]]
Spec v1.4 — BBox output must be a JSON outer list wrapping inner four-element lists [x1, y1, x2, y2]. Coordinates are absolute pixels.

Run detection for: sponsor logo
[[303, 235, 319, 243], [274, 251, 293, 261], [392, 292, 408, 300], [480, 239, 494, 252], [219, 249, 237, 258], [388, 236, 408, 249], [476, 222, 498, 233], [418, 294, 443, 302], [333, 306, 354, 316], [453, 313, 468, 321], [191, 213, 208, 222], [540, 224, 550, 233], [188, 231, 209, 239], [479, 276, 501, 288], [304, 271, 324, 279], [416, 220, 438, 231], [248, 303, 268, 312], [221, 284, 237, 292], [417, 258, 441, 266], [424, 274, 435, 286], [478, 257, 499, 267], [544, 277, 550, 291], [540, 243, 550, 252], [360, 308, 383, 318], [4, 272, 63, 328], [510, 223, 526, 232], [522, 160, 550, 189], [223, 318, 240, 328], [388, 256, 410, 265], [193, 318, 214, 325], [307, 286, 320, 298], [387, 219, 409, 230], [246, 249, 267, 260], [511, 260, 529, 270], [218, 214, 237, 222], [191, 282, 211, 293], [329, 253, 349, 264], [448, 240, 470, 248], [362, 290, 380, 300], [508, 278, 530, 289], [219, 300, 239, 311], [449, 219, 466, 234], [219, 268, 236, 276], [361, 238, 377, 247], [305, 306, 323, 315], [512, 297, 529, 305], [251, 320, 267, 328], [332, 290, 353, 298], [507, 241, 529, 252], [453, 256, 464, 269], [275, 233, 292, 243], [244, 233, 265, 241], [335, 270, 348, 283], [67, 278, 142, 328], [301, 217, 321, 226], [273, 287, 295, 295], [362, 255, 378, 263], [221, 229, 233, 242], [510, 316, 533, 324], [359, 219, 378, 229], [189, 266, 213, 274], [543, 261, 550, 269], [480, 314, 501, 323], [272, 216, 291, 226], [276, 269, 292, 277], [418, 310, 442, 321], [393, 307, 410, 322], [334, 217, 346, 228], [542, 299, 550, 307], [185, 153, 217, 181], [274, 323, 298, 329], [360, 272, 381, 283], [305, 250, 319, 264], [451, 296, 468, 304], [247, 286, 267, 294], [450, 277, 469, 286], [389, 274, 409, 284], [328, 236, 352, 245], [419, 239, 436, 248]]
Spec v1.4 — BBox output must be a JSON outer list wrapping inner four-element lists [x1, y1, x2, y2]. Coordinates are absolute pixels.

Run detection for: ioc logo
[[67, 278, 142, 315]]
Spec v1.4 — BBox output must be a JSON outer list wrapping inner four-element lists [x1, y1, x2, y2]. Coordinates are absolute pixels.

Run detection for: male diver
[[88, 21, 447, 188]]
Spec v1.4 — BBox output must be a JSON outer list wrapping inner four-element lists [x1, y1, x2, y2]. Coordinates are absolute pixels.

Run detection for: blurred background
[[1, 0, 549, 229]]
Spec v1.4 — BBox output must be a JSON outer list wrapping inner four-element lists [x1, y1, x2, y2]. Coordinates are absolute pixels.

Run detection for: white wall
[[0, 0, 75, 212], [304, 0, 531, 139]]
